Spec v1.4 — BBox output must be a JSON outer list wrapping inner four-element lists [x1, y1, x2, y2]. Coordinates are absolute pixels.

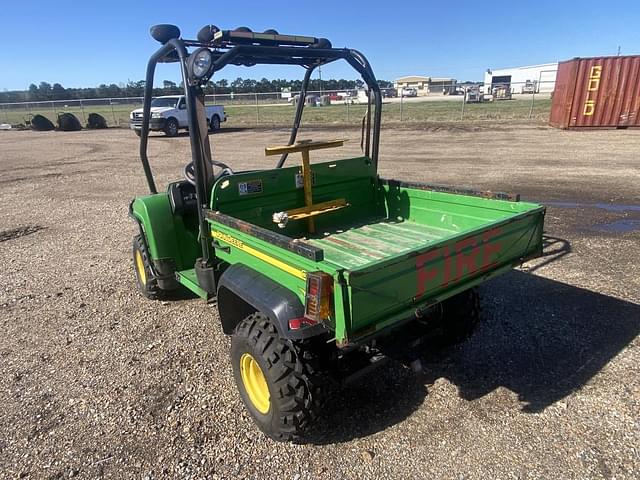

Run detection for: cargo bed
[[207, 157, 545, 344]]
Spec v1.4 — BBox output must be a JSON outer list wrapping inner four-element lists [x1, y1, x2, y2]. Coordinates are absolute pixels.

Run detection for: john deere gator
[[129, 24, 546, 441]]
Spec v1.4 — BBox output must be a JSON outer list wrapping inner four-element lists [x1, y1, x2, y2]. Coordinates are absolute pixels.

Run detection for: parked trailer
[[550, 55, 640, 129]]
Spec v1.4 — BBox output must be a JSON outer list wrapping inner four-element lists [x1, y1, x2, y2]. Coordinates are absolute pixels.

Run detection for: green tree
[[38, 82, 52, 99], [230, 77, 244, 91], [96, 84, 109, 97], [28, 83, 39, 100], [0, 77, 394, 103], [162, 80, 177, 94], [51, 83, 66, 100]]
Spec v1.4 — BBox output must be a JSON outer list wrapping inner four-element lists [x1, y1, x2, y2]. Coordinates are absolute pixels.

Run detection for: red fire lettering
[[481, 227, 503, 270], [441, 245, 453, 287], [455, 237, 481, 280], [415, 248, 441, 298]]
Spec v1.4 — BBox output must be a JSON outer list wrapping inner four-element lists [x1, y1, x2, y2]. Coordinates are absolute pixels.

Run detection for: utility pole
[[617, 45, 621, 56]]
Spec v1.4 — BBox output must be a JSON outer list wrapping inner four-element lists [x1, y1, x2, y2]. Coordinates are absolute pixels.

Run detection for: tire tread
[[132, 234, 165, 300], [233, 313, 327, 442]]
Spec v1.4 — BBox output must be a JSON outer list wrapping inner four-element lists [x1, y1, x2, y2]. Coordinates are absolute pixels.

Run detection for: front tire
[[163, 117, 179, 137], [231, 313, 327, 442], [132, 235, 164, 300], [209, 115, 221, 132]]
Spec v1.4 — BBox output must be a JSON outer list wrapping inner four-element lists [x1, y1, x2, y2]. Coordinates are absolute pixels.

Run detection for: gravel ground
[[0, 124, 638, 479]]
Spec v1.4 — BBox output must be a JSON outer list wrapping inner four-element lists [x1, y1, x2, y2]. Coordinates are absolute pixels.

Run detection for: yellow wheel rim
[[240, 353, 270, 414], [135, 250, 147, 285]]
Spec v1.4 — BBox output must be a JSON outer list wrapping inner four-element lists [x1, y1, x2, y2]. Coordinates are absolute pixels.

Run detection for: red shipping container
[[549, 55, 640, 129]]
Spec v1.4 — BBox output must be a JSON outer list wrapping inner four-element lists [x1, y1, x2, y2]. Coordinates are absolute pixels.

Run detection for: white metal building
[[483, 63, 558, 94]]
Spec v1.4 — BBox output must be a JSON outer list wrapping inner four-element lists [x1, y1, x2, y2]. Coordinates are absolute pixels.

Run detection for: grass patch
[[0, 98, 552, 129]]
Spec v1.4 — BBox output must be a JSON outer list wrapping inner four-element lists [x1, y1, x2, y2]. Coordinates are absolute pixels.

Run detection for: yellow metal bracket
[[284, 198, 348, 220], [265, 139, 348, 233]]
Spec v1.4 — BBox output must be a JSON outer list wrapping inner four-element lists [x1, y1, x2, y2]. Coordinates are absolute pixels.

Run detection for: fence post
[[528, 75, 542, 120], [400, 94, 403, 121], [346, 99, 350, 123], [255, 93, 259, 125], [110, 99, 117, 126], [460, 89, 466, 120], [80, 100, 86, 124]]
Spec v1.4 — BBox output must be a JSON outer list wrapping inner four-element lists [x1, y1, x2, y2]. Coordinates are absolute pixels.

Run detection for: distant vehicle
[[492, 85, 512, 101], [521, 80, 537, 94], [290, 94, 321, 106], [443, 85, 465, 96], [381, 88, 397, 98], [464, 86, 484, 103], [336, 89, 369, 104], [401, 87, 418, 97], [130, 95, 226, 137]]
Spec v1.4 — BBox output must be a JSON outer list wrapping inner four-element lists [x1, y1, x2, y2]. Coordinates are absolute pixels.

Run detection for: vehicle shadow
[[307, 361, 429, 444], [524, 234, 572, 273], [432, 270, 639, 412], [310, 240, 639, 444]]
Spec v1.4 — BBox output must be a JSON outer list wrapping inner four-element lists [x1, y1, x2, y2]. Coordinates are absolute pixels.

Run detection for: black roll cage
[[138, 33, 382, 266]]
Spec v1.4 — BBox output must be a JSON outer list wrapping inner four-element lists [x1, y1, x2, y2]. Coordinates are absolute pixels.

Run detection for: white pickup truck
[[130, 95, 226, 137]]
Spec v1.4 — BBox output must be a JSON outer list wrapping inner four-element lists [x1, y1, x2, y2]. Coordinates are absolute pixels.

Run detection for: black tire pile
[[57, 113, 82, 131], [30, 114, 56, 131], [29, 112, 109, 132], [87, 113, 108, 129]]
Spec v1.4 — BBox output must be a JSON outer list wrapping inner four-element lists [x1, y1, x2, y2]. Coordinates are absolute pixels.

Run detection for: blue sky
[[1, 0, 638, 90]]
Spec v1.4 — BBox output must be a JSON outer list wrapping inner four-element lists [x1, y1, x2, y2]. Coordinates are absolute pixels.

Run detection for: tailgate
[[344, 208, 544, 339]]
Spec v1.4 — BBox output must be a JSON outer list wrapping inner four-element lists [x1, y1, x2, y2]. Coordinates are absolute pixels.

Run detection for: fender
[[128, 195, 191, 290], [217, 263, 328, 340]]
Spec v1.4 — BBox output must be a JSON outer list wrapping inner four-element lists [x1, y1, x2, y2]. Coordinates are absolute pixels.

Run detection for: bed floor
[[307, 219, 458, 269]]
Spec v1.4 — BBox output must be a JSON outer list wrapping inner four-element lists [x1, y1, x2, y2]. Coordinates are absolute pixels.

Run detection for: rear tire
[[440, 288, 481, 344], [163, 117, 179, 137], [134, 129, 141, 137], [231, 313, 327, 442], [132, 235, 165, 300]]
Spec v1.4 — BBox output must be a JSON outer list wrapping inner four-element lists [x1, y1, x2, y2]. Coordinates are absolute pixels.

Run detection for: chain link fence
[[0, 80, 554, 129]]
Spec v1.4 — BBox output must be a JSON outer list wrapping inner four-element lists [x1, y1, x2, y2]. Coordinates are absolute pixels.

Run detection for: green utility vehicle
[[130, 24, 545, 441]]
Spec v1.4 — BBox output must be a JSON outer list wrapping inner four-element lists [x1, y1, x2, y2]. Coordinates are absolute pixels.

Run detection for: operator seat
[[168, 181, 197, 215]]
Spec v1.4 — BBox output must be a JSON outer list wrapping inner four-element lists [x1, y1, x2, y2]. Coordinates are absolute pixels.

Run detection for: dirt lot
[[0, 123, 638, 479]]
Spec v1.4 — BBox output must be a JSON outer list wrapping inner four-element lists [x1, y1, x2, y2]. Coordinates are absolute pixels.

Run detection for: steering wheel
[[184, 160, 234, 185]]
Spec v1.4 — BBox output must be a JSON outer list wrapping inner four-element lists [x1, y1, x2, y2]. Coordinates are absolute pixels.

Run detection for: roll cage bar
[[137, 26, 382, 267]]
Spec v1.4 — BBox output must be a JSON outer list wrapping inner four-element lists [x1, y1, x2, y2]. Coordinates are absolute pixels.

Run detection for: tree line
[[0, 78, 395, 103]]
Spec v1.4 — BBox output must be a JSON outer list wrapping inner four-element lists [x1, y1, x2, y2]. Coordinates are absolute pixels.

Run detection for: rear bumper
[[130, 118, 166, 130]]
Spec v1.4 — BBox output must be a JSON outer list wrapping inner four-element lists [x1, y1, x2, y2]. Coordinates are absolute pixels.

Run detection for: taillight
[[304, 271, 334, 323]]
